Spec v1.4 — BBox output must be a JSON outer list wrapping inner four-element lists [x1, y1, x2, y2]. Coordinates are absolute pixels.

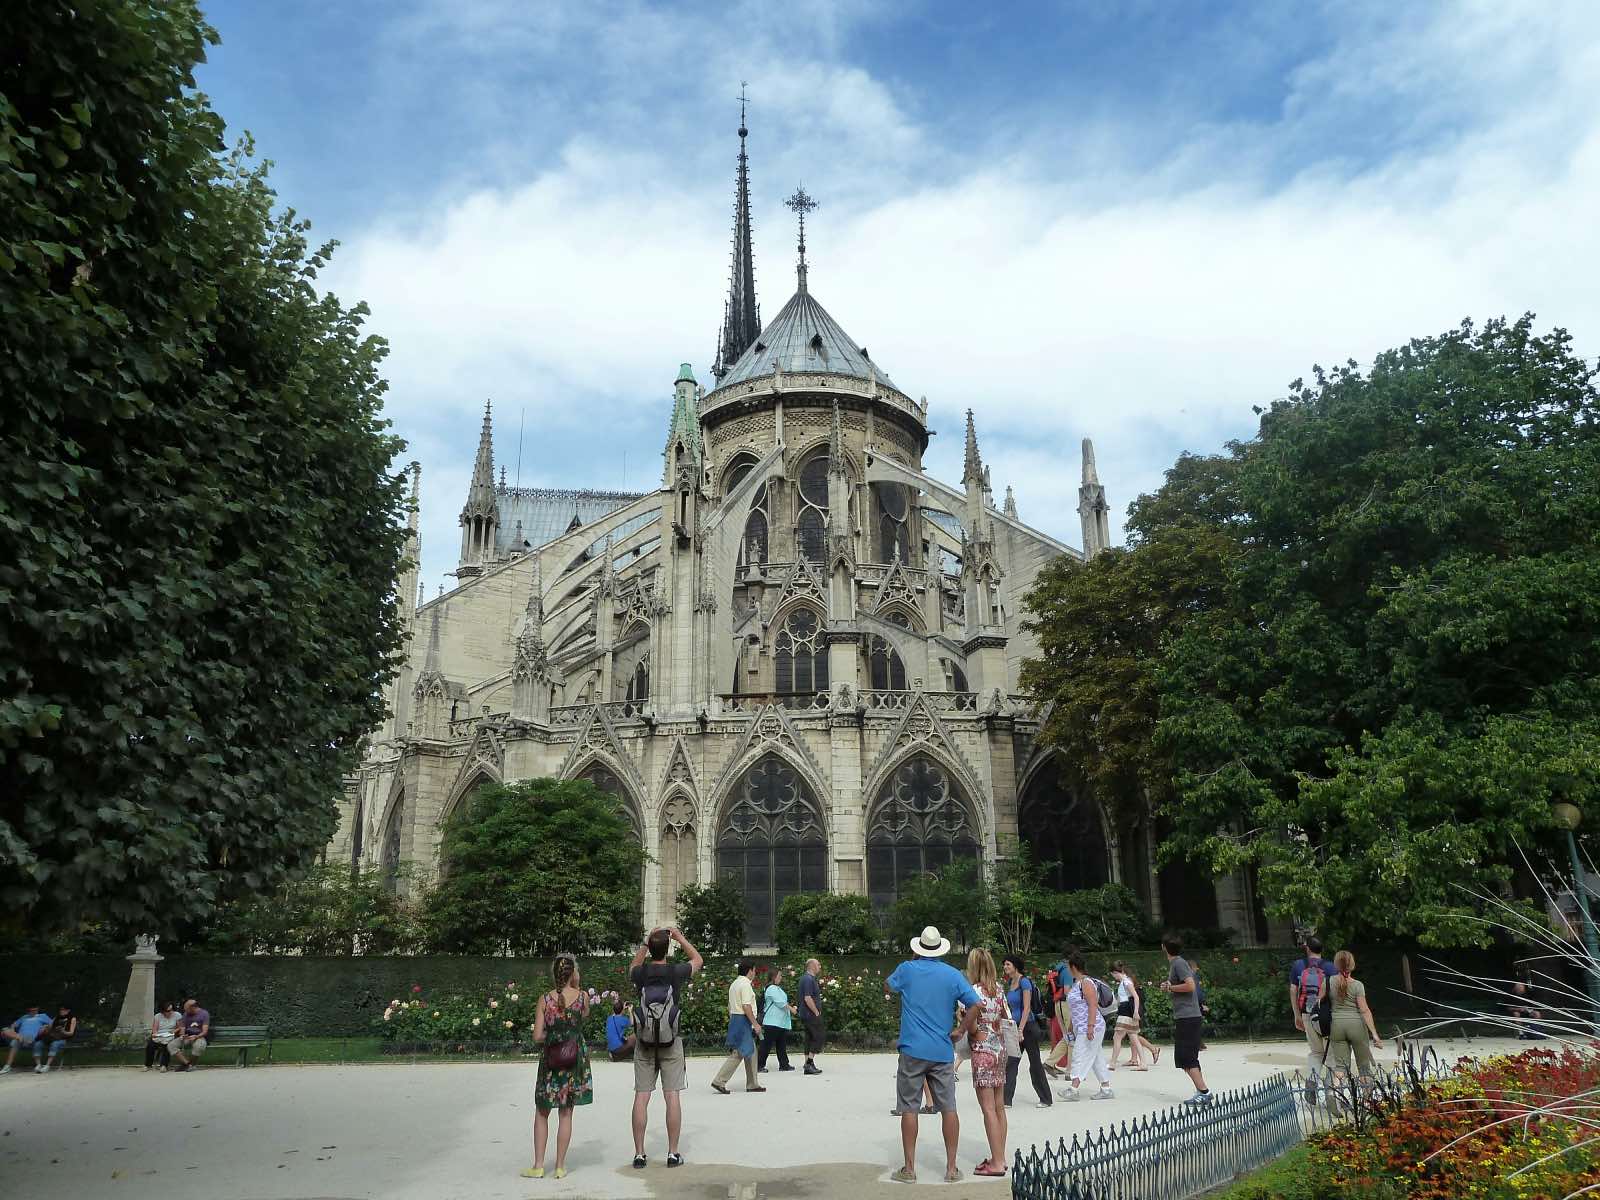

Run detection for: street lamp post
[[1550, 801, 1600, 1014]]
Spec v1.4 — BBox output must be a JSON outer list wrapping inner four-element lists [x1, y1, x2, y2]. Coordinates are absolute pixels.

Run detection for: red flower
[[411, 984, 422, 993]]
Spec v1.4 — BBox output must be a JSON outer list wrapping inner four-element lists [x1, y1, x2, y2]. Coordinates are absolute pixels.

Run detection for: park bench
[[209, 1025, 272, 1067]]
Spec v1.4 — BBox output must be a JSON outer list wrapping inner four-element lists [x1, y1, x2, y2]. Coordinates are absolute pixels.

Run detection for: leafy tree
[[1041, 884, 1153, 953], [1157, 318, 1600, 945], [423, 779, 645, 955], [775, 892, 881, 956], [189, 863, 424, 956], [886, 858, 994, 954], [1019, 453, 1241, 824], [675, 879, 749, 958], [0, 2, 408, 933]]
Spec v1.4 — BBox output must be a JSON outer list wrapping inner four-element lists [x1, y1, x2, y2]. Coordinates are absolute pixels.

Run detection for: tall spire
[[458, 400, 499, 575], [664, 363, 703, 482], [467, 400, 495, 509], [828, 398, 846, 475], [420, 602, 442, 677], [785, 185, 817, 294], [713, 87, 761, 381], [962, 409, 983, 487], [1003, 485, 1018, 520]]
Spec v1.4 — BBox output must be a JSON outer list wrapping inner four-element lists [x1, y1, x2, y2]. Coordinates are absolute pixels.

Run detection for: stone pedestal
[[113, 936, 163, 1037]]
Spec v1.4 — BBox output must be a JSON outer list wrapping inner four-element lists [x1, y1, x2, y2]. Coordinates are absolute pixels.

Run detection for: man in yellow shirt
[[711, 960, 766, 1095]]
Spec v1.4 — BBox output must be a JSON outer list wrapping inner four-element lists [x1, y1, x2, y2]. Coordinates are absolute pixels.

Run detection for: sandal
[[1152, 1047, 1161, 1064], [891, 1167, 917, 1184], [519, 1167, 544, 1179], [975, 1163, 1006, 1177], [920, 1104, 936, 1115], [944, 1168, 964, 1183]]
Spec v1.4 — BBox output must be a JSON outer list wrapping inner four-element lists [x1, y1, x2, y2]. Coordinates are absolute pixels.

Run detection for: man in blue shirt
[[1289, 936, 1335, 1096], [1, 1006, 52, 1074], [606, 997, 635, 1061], [886, 926, 981, 1185]]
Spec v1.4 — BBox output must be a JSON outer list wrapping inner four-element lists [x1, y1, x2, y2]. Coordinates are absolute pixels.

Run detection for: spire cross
[[738, 81, 749, 133], [785, 185, 817, 292]]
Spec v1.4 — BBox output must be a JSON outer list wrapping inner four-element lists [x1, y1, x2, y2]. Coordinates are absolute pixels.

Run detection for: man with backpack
[[628, 925, 703, 1170], [1290, 936, 1335, 1100]]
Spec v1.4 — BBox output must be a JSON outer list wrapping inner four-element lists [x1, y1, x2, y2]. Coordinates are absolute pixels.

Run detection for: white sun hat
[[910, 926, 952, 958]]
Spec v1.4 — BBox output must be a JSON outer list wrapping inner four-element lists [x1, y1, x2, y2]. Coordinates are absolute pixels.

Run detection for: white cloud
[[326, 3, 1600, 592]]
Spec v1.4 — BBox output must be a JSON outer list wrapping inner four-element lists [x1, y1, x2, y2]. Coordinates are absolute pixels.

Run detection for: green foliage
[[422, 779, 646, 956], [674, 878, 749, 958], [1156, 318, 1600, 946], [1039, 884, 1154, 952], [992, 851, 1054, 958], [0, 943, 1515, 1040], [1023, 316, 1600, 946], [0, 2, 408, 933], [1020, 456, 1240, 824], [774, 892, 882, 956], [885, 858, 994, 954], [188, 864, 424, 956]]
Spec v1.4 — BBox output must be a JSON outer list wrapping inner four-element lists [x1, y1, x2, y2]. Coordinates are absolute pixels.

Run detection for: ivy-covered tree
[[423, 779, 646, 956], [885, 858, 994, 954], [775, 892, 881, 956], [188, 864, 425, 956], [0, 3, 408, 933], [1158, 318, 1600, 945]]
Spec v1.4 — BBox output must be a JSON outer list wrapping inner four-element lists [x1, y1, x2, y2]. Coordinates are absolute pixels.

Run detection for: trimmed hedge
[[0, 943, 1515, 1042]]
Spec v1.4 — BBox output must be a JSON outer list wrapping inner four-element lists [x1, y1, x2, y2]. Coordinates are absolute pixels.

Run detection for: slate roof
[[494, 488, 644, 556], [712, 287, 897, 392]]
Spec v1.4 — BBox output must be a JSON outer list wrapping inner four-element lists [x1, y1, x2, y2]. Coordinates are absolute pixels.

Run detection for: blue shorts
[[47, 1040, 68, 1056], [6, 1037, 44, 1058]]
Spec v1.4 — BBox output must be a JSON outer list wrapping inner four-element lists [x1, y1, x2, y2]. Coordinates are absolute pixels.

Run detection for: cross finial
[[738, 81, 749, 135], [785, 185, 817, 293]]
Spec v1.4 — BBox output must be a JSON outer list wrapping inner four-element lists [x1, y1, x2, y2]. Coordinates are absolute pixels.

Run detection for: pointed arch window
[[349, 796, 365, 869], [868, 635, 906, 691], [875, 482, 910, 563], [380, 799, 404, 894], [579, 763, 643, 843], [727, 456, 768, 567], [867, 755, 979, 913], [1018, 770, 1108, 892], [796, 453, 830, 563], [775, 607, 828, 696], [625, 657, 650, 707], [717, 754, 827, 945]]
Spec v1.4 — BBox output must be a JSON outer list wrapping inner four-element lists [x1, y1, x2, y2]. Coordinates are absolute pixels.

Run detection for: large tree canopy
[[423, 779, 647, 956], [1, 3, 407, 932], [1023, 317, 1599, 946]]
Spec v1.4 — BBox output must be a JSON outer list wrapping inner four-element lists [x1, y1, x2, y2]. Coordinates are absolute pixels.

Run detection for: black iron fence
[[1010, 1074, 1301, 1200]]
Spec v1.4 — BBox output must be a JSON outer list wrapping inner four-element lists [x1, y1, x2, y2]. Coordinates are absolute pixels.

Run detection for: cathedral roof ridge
[[706, 285, 900, 396], [497, 485, 647, 502]]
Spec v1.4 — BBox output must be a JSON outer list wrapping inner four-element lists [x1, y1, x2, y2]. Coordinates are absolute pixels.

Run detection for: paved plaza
[[0, 1037, 1521, 1199]]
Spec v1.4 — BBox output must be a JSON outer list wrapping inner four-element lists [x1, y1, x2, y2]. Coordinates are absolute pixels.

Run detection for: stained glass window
[[1018, 770, 1109, 891], [797, 453, 829, 562], [579, 763, 642, 842], [380, 798, 404, 893], [717, 754, 828, 945], [868, 635, 906, 691], [867, 755, 979, 913], [775, 608, 828, 696], [876, 482, 910, 562]]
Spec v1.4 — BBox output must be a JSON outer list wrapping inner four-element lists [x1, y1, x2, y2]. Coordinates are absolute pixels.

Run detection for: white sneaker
[[33, 1064, 44, 1074], [37, 1065, 49, 1074], [1090, 1086, 1113, 1100], [0, 1065, 11, 1075], [1055, 1085, 1080, 1102], [1035, 1101, 1052, 1109]]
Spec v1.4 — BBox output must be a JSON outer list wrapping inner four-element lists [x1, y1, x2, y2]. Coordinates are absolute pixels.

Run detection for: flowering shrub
[[1280, 1046, 1600, 1200], [370, 951, 1310, 1054]]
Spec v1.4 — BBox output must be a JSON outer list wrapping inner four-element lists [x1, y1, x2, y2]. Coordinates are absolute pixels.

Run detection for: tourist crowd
[[504, 926, 1385, 1185]]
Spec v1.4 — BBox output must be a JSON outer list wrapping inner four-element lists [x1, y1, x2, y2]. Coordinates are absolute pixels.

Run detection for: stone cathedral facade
[[331, 120, 1266, 947]]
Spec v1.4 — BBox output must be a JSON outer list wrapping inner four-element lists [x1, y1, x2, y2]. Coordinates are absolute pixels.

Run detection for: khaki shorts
[[633, 1037, 687, 1093], [895, 1055, 957, 1114], [180, 1037, 207, 1058]]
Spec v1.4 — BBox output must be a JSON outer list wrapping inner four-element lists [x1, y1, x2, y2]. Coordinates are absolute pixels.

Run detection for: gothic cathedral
[[331, 115, 1266, 947]]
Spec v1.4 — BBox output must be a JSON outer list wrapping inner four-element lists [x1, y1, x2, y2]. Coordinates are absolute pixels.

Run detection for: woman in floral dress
[[525, 955, 592, 1180], [965, 948, 1010, 1178]]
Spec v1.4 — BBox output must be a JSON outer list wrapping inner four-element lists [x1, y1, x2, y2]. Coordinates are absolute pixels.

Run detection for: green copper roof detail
[[677, 362, 696, 383]]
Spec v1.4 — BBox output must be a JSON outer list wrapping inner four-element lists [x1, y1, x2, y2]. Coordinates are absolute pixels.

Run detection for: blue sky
[[198, 1, 1600, 592]]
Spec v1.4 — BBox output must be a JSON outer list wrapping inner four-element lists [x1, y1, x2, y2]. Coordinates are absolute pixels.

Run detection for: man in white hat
[[885, 926, 982, 1185]]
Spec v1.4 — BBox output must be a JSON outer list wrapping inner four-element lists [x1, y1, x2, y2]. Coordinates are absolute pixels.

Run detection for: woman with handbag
[[965, 948, 1010, 1178], [1001, 954, 1052, 1108], [526, 954, 593, 1180]]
